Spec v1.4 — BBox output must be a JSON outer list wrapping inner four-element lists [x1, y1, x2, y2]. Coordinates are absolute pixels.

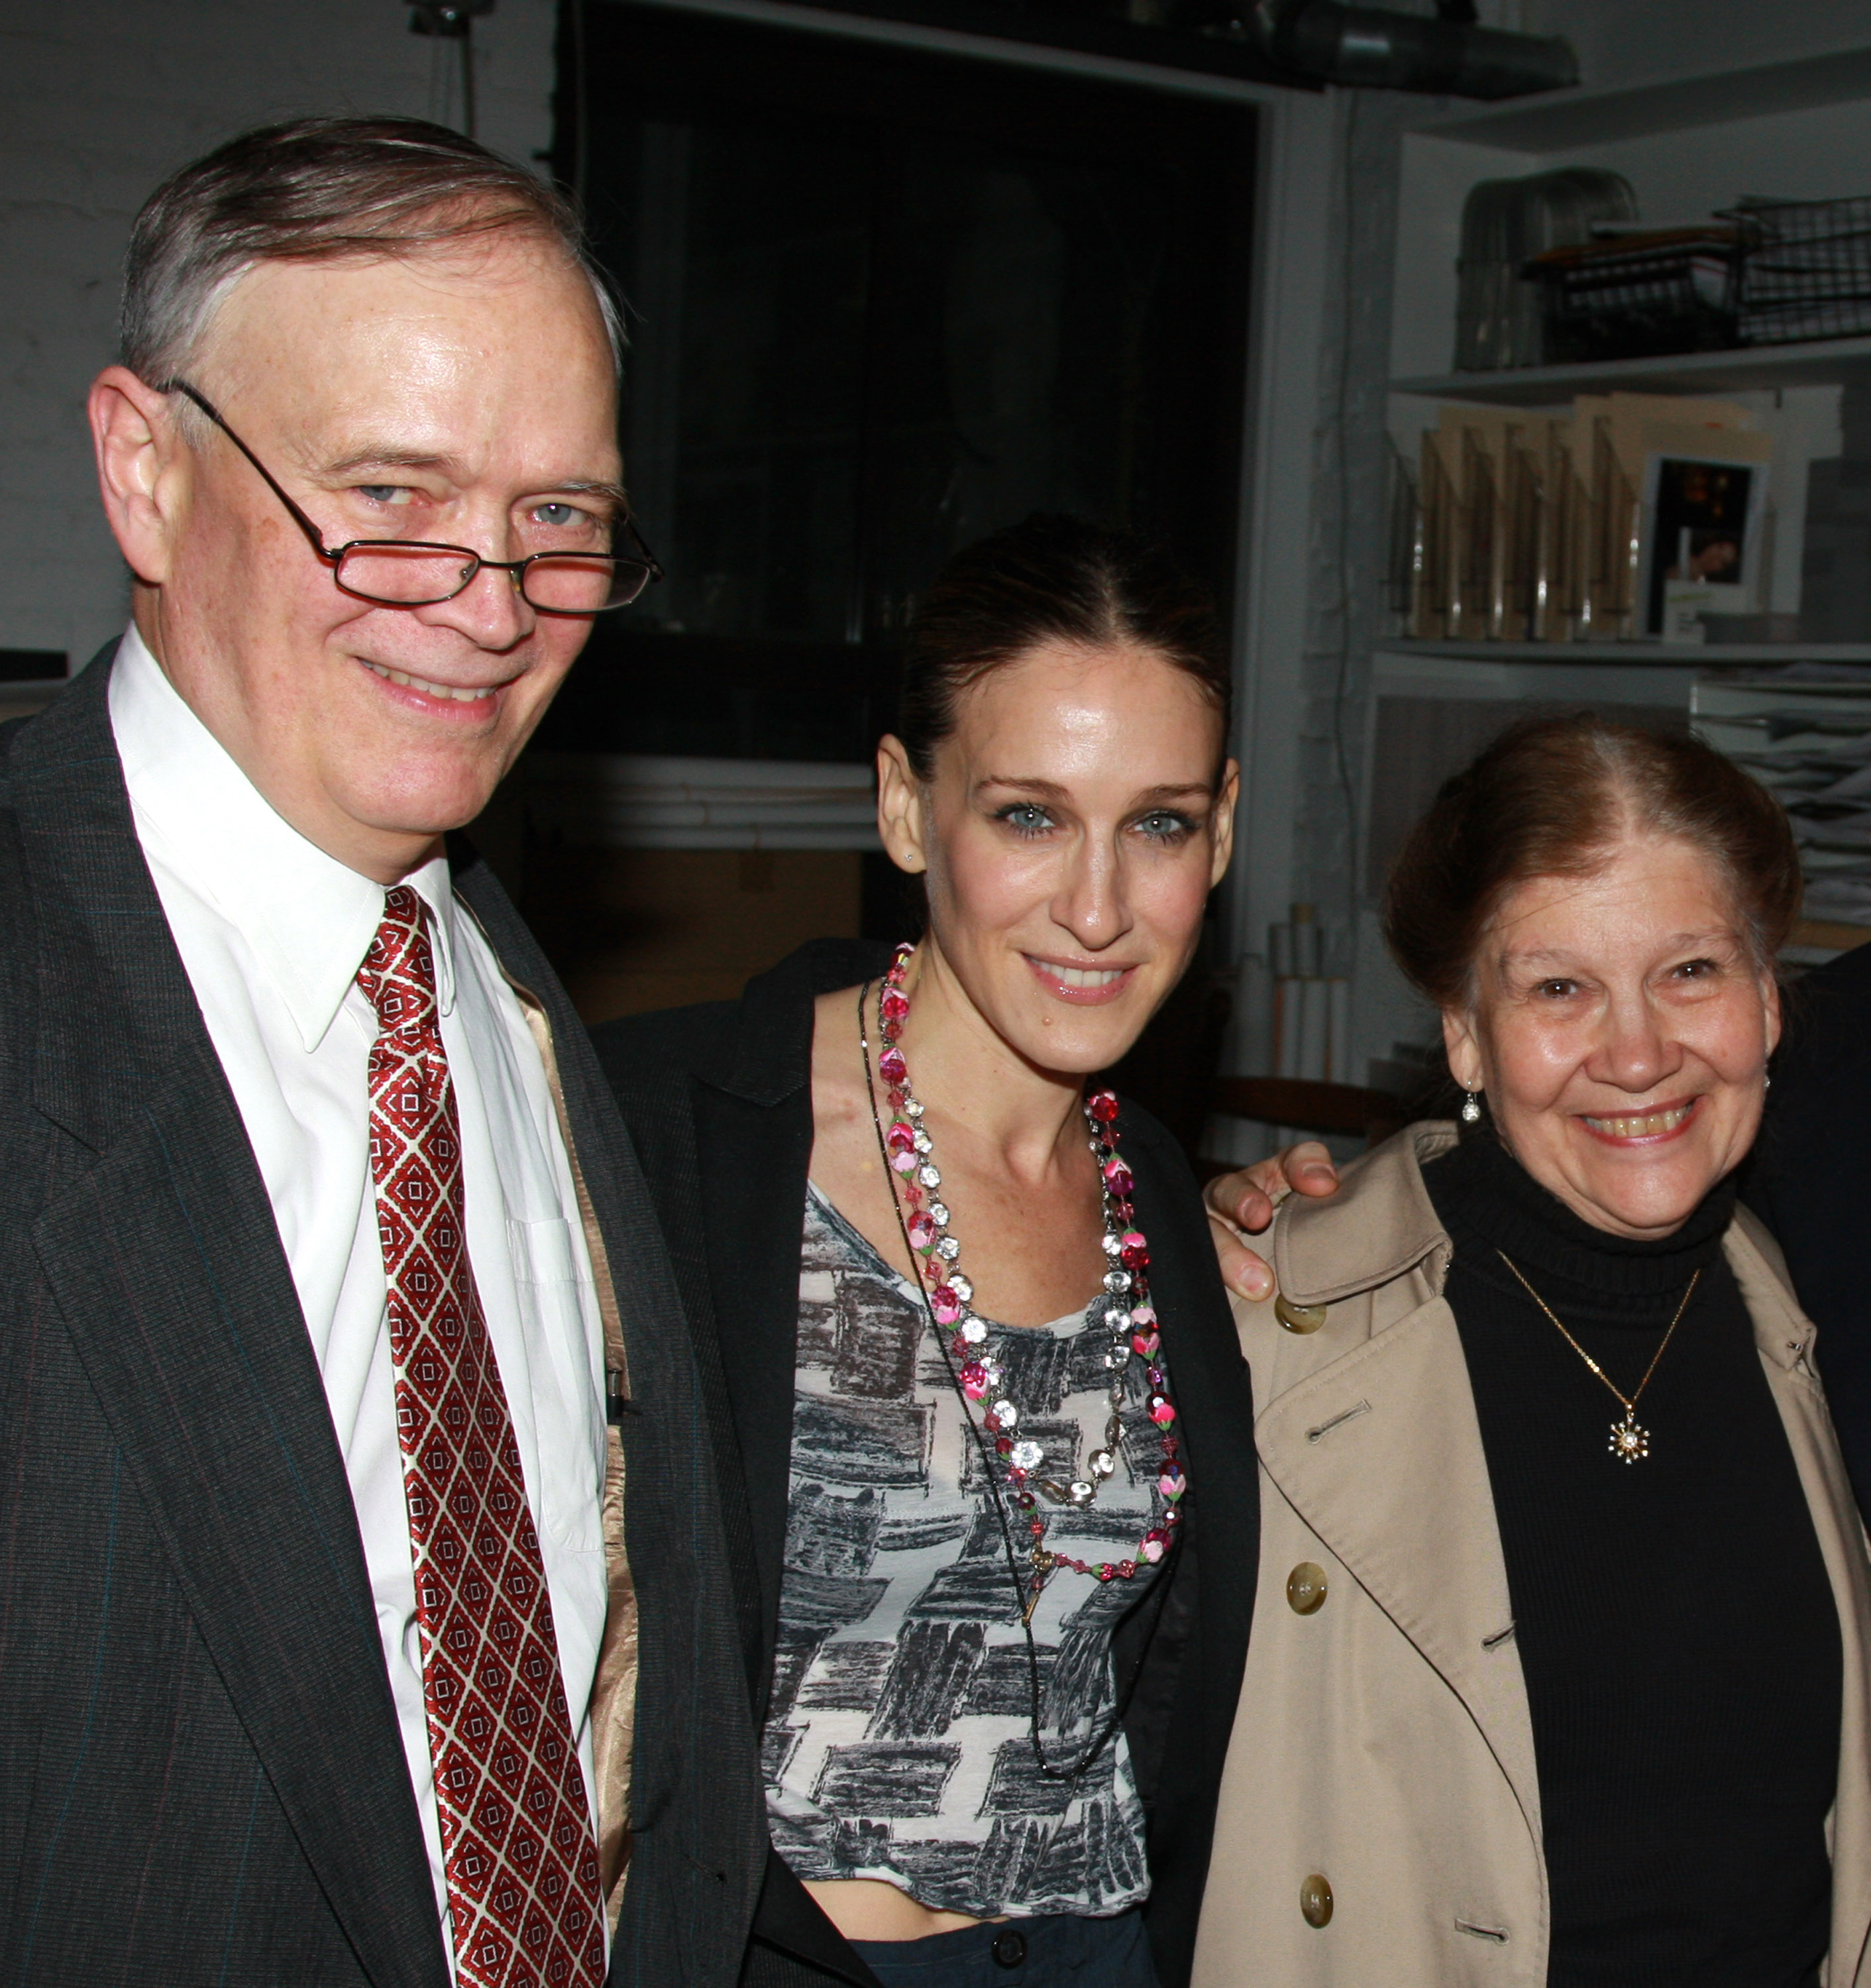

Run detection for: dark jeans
[[849, 1910, 1158, 1988]]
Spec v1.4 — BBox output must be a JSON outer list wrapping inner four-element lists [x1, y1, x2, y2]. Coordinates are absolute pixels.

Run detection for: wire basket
[[1527, 233, 1738, 364], [1724, 196, 1871, 345]]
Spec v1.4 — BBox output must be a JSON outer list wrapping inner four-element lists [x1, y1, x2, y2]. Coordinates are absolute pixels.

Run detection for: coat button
[[1275, 1293, 1328, 1334], [991, 1929, 1028, 1968], [1300, 1873, 1334, 1928], [1287, 1563, 1328, 1614]]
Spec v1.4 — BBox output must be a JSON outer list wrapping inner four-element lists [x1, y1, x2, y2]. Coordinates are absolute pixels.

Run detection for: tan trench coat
[[1193, 1123, 1871, 1988]]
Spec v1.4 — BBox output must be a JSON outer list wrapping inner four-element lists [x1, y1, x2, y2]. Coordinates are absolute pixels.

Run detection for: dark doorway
[[543, 0, 1257, 759]]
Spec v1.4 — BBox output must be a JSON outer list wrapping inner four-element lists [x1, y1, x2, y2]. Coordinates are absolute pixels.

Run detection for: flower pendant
[[1609, 1413, 1650, 1464]]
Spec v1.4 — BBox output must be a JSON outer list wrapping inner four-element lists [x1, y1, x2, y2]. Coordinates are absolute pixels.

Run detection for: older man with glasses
[[0, 117, 761, 1987]]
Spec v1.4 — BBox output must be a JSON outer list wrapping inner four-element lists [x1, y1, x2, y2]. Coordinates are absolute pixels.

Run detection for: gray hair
[[122, 115, 623, 389]]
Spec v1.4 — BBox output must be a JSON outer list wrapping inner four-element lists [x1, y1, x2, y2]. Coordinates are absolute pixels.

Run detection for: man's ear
[[1443, 1005, 1485, 1095], [876, 736, 928, 876], [89, 366, 187, 586]]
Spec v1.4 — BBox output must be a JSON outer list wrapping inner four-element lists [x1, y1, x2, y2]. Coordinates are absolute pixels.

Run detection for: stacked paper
[[1693, 669, 1871, 931]]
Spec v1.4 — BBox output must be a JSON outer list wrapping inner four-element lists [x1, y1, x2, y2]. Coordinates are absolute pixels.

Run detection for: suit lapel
[[1254, 1291, 1544, 1851], [454, 848, 771, 1988], [15, 663, 447, 1987]]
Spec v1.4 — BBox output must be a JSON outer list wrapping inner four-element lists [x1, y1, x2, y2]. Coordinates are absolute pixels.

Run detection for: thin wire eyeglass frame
[[156, 379, 665, 614]]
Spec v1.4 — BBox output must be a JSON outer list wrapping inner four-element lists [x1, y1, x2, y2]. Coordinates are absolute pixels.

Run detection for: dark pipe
[[1253, 0, 1578, 99]]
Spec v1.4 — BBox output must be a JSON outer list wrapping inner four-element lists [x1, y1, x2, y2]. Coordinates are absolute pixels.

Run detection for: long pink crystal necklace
[[857, 942, 1186, 1779]]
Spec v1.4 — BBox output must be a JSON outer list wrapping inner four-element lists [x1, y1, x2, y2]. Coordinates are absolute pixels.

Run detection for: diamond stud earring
[[1461, 1089, 1482, 1124]]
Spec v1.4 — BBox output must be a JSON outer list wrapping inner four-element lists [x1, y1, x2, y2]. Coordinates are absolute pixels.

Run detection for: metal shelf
[[1414, 45, 1871, 153], [1391, 335, 1871, 407], [1378, 640, 1871, 665]]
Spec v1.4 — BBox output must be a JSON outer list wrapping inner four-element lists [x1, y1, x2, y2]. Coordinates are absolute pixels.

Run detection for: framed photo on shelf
[[1641, 443, 1769, 640]]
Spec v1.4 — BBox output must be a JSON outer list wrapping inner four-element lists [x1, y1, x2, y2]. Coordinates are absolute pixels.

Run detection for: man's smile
[[360, 657, 511, 706]]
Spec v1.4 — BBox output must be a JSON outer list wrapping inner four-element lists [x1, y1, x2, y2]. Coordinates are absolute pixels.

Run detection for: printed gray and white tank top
[[762, 1183, 1165, 1920]]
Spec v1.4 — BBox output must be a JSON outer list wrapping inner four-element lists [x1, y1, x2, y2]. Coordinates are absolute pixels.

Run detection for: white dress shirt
[[109, 627, 610, 1967]]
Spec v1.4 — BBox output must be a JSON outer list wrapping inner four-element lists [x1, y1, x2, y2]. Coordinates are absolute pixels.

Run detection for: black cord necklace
[[855, 976, 1148, 1782]]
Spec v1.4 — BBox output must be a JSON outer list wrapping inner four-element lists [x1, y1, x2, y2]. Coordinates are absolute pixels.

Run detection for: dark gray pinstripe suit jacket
[[0, 647, 765, 1986]]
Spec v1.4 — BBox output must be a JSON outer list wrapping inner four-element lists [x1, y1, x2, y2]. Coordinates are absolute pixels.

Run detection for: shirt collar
[[108, 624, 458, 1052]]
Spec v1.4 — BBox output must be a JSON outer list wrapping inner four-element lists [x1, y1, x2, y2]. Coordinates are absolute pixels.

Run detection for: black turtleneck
[[1424, 1132, 1841, 1988]]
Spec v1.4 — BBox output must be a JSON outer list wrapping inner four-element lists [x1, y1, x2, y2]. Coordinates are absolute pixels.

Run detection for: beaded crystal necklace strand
[[857, 944, 1185, 1777]]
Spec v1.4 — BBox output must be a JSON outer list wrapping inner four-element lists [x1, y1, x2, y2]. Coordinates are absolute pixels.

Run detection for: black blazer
[[0, 649, 765, 1986], [594, 938, 1259, 1988], [1744, 940, 1871, 1519]]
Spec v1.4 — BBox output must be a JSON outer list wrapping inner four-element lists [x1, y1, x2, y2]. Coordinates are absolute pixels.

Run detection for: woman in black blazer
[[594, 518, 1258, 1988]]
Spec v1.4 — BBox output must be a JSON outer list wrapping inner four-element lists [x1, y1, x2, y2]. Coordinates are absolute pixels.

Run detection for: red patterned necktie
[[358, 886, 606, 1988]]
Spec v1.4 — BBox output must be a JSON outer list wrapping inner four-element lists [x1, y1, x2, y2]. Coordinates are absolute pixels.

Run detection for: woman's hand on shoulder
[[1204, 1142, 1342, 1300]]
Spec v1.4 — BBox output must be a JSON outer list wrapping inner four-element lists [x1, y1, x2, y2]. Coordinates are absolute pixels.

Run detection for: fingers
[[1203, 1165, 1275, 1236], [1285, 1140, 1340, 1197], [1203, 1136, 1344, 1301], [1203, 1143, 1341, 1225], [1207, 1207, 1275, 1301]]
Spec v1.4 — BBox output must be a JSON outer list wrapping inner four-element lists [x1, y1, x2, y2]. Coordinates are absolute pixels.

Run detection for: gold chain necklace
[[1495, 1252, 1701, 1465]]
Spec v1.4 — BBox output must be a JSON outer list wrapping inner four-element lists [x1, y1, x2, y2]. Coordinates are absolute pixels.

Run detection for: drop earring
[[1462, 1089, 1482, 1124]]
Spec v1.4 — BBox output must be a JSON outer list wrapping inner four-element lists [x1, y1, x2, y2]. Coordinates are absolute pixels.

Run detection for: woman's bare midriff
[[804, 1877, 1008, 1943]]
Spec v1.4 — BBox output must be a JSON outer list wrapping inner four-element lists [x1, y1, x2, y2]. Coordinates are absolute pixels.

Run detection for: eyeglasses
[[158, 380, 665, 615]]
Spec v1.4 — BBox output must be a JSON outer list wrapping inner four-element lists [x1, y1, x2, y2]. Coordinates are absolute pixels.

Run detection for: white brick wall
[[0, 0, 557, 672]]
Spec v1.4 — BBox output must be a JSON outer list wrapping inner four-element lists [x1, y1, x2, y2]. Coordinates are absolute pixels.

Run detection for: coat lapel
[[679, 941, 890, 1988], [690, 939, 893, 1703], [1727, 1217, 1871, 1986], [692, 1077, 814, 1701], [1254, 1288, 1544, 1853], [15, 662, 447, 1988]]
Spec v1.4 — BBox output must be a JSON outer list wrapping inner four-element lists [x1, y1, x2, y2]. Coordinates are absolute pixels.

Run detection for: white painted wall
[[0, 1, 557, 673]]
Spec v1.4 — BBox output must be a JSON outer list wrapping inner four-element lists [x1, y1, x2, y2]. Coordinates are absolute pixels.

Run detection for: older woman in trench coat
[[1195, 716, 1871, 1988]]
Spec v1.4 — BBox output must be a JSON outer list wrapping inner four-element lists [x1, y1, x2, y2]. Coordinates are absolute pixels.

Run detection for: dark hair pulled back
[[896, 513, 1230, 779], [1383, 711, 1801, 1008]]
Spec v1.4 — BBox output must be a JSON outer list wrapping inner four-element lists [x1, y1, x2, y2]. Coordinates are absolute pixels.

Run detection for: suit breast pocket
[[508, 1215, 605, 1553]]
